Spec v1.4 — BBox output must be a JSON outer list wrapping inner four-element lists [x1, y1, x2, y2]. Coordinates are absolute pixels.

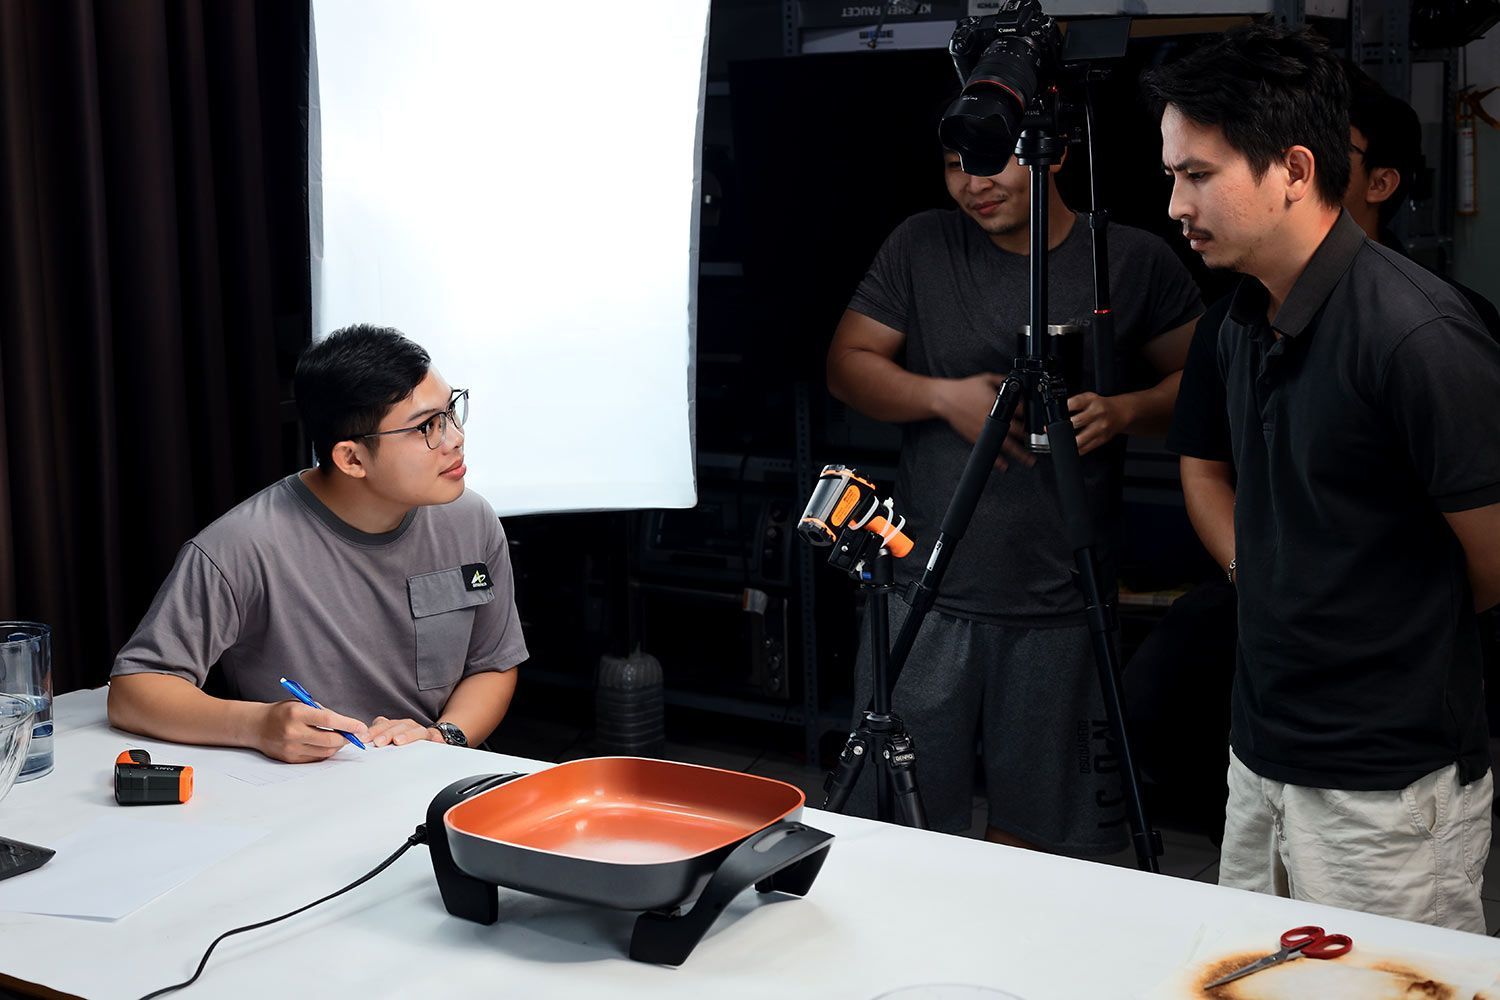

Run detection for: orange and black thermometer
[[114, 749, 193, 805], [797, 465, 914, 557]]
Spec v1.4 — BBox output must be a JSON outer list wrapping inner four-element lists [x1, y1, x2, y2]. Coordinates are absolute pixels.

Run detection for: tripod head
[[798, 465, 913, 581]]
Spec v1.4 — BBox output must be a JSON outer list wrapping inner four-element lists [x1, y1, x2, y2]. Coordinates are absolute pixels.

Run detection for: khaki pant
[[1220, 750, 1492, 933]]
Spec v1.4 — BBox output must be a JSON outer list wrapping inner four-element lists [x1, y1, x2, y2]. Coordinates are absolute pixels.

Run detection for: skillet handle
[[630, 821, 834, 967], [425, 772, 526, 925]]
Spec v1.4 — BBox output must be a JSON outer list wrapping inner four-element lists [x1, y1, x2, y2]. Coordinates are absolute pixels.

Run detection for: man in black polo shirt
[[1148, 25, 1500, 932]]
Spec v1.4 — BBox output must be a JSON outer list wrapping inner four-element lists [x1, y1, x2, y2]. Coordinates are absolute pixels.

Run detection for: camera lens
[[939, 36, 1040, 176]]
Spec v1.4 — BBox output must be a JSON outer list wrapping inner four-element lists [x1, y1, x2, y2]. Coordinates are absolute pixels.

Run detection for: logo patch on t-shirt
[[462, 563, 492, 591]]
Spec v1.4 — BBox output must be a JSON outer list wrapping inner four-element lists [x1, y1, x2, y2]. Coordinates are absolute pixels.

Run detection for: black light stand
[[886, 89, 1163, 872]]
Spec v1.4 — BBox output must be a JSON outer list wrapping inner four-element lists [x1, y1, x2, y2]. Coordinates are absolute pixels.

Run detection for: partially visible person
[[1122, 577, 1238, 841], [1343, 65, 1500, 340], [1150, 24, 1500, 933], [108, 325, 526, 762]]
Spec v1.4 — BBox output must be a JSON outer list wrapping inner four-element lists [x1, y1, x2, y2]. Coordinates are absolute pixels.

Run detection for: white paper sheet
[[110, 734, 374, 787], [0, 815, 267, 920]]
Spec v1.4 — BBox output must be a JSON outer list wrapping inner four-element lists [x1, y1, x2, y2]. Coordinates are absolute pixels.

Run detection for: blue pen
[[278, 676, 366, 750]]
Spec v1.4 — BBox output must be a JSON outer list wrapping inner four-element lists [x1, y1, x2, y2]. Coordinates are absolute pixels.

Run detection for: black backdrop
[[726, 39, 1235, 387], [0, 0, 312, 694]]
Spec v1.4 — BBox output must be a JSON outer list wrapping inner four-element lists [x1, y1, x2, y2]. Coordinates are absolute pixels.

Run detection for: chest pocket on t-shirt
[[407, 567, 496, 691]]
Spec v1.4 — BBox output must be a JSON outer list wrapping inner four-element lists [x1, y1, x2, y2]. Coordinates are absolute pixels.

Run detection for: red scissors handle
[[1281, 925, 1353, 959], [1302, 933, 1353, 959], [1280, 925, 1325, 948]]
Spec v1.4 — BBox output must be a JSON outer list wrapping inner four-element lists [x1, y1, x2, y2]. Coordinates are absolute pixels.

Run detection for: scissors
[[1205, 925, 1354, 989]]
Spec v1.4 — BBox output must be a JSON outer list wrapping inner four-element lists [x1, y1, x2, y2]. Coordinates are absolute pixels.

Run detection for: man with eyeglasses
[[107, 325, 526, 762], [1341, 64, 1500, 343]]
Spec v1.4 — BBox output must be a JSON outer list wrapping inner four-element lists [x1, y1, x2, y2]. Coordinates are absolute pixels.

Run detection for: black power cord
[[137, 825, 429, 1000]]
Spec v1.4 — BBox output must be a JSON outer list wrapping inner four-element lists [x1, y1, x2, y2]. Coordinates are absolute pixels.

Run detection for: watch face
[[438, 723, 467, 747]]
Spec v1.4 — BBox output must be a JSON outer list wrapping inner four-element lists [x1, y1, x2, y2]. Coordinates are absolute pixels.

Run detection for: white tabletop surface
[[1, 688, 1498, 1000]]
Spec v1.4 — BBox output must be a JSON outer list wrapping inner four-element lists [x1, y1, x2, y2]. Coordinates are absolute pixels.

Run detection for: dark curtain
[[0, 0, 312, 694]]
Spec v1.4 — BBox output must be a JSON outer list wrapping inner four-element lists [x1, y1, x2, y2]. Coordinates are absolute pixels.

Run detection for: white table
[[1, 688, 1498, 1000]]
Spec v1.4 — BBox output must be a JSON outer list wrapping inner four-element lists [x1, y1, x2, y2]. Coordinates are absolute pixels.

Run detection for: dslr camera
[[939, 1, 1128, 176]]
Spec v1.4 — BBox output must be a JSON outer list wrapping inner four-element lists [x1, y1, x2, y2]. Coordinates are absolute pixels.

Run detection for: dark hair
[[1141, 24, 1350, 209], [1345, 62, 1424, 226], [294, 324, 431, 468]]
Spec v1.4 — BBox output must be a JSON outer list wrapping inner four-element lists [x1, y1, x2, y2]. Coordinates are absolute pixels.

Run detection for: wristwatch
[[1227, 558, 1237, 585], [433, 721, 468, 747]]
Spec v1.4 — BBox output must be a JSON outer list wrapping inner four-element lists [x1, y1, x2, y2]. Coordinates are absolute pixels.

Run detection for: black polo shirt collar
[[1227, 210, 1367, 338]]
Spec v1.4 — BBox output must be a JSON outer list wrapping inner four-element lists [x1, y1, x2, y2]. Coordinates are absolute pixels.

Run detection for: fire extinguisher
[[1458, 87, 1498, 218]]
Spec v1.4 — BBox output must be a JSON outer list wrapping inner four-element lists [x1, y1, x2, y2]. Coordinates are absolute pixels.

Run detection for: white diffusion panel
[[312, 0, 705, 514]]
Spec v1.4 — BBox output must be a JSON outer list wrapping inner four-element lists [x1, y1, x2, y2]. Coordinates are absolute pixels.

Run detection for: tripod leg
[[876, 747, 893, 823], [822, 729, 872, 813], [888, 375, 1026, 682], [1042, 385, 1163, 873], [867, 576, 895, 825]]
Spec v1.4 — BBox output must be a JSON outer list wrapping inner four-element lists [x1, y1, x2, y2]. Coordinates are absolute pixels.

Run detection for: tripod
[[883, 114, 1163, 871], [822, 542, 927, 828]]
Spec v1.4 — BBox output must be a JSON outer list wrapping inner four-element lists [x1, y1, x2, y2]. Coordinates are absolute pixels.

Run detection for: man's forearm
[[828, 348, 945, 424], [108, 672, 266, 750], [1441, 505, 1500, 612], [438, 668, 519, 746], [1181, 458, 1237, 574], [1118, 371, 1183, 437]]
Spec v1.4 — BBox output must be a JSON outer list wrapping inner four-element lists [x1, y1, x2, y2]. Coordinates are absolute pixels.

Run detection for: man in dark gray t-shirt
[[108, 325, 527, 762], [826, 148, 1201, 852]]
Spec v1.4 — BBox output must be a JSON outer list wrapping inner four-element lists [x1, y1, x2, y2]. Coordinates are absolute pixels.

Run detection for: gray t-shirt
[[112, 474, 528, 724], [849, 209, 1201, 625]]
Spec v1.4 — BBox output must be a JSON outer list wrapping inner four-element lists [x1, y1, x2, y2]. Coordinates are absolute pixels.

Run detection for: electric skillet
[[426, 756, 834, 966]]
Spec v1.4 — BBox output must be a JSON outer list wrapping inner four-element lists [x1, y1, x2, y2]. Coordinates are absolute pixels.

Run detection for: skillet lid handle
[[629, 821, 834, 967], [452, 772, 525, 800], [428, 773, 526, 825]]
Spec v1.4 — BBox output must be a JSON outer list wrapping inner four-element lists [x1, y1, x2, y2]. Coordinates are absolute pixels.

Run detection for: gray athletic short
[[846, 600, 1129, 855]]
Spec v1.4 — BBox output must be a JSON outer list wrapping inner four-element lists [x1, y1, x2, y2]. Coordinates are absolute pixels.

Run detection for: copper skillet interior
[[444, 756, 806, 865]]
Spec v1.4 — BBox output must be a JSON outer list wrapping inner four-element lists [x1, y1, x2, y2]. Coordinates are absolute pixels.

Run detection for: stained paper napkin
[[1138, 924, 1500, 1000]]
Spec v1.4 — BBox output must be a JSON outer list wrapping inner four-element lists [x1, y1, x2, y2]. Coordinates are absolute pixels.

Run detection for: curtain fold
[[0, 0, 310, 693]]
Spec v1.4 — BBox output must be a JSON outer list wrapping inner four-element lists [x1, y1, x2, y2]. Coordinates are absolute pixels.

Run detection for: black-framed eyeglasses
[[356, 389, 469, 450], [1350, 142, 1368, 158]]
